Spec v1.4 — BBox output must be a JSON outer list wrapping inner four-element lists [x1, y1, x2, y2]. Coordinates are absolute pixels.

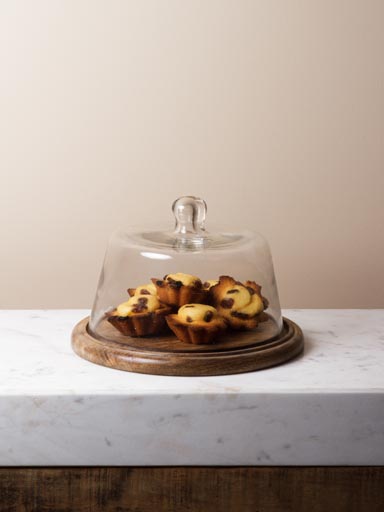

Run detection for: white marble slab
[[0, 309, 383, 465]]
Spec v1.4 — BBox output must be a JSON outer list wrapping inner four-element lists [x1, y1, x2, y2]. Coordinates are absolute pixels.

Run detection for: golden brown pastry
[[210, 276, 268, 330], [166, 303, 227, 344], [107, 294, 172, 337], [152, 273, 208, 307]]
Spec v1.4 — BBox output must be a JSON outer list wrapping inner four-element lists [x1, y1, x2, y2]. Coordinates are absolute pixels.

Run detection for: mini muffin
[[166, 304, 227, 344], [107, 294, 172, 337], [210, 276, 268, 330], [152, 273, 208, 307], [127, 282, 157, 297], [244, 280, 269, 322]]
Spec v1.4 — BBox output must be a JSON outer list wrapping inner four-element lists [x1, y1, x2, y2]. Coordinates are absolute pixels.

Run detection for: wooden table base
[[1, 466, 383, 512]]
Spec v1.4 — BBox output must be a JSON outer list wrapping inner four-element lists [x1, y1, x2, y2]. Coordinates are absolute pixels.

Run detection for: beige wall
[[1, 1, 383, 309]]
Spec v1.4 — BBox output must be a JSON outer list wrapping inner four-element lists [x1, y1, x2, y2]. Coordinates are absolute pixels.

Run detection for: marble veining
[[0, 309, 383, 465]]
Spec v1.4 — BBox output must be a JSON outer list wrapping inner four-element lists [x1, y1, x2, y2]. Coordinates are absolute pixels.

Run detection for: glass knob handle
[[172, 196, 207, 236]]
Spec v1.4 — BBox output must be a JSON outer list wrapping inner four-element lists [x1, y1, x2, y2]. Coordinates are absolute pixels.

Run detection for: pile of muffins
[[107, 273, 269, 345]]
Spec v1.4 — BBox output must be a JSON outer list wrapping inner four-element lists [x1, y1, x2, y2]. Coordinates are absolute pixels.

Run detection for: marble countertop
[[0, 309, 383, 466]]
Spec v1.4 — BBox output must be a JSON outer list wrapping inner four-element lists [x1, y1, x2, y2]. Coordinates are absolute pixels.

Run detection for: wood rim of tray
[[71, 316, 304, 376]]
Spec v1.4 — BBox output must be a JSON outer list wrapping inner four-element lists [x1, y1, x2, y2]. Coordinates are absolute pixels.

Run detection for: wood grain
[[95, 315, 281, 352], [0, 466, 383, 512], [71, 316, 304, 376]]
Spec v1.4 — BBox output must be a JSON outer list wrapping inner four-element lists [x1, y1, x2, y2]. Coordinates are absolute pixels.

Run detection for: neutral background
[[1, 1, 383, 309]]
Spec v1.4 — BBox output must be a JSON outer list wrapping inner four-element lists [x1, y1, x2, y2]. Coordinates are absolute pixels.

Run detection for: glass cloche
[[89, 196, 283, 342]]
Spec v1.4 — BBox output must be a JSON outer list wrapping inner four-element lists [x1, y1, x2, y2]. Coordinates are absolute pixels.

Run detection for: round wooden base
[[71, 316, 304, 376]]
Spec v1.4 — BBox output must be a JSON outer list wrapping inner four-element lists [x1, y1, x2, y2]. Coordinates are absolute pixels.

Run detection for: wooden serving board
[[71, 316, 304, 376]]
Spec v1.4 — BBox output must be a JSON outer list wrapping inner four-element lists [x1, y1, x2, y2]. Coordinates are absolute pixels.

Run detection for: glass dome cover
[[89, 196, 283, 341]]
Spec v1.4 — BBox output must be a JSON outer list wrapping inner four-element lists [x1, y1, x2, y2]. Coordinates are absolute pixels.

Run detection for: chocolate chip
[[220, 298, 234, 309], [204, 311, 213, 322], [246, 286, 256, 295], [227, 289, 239, 294], [231, 311, 249, 319], [168, 278, 183, 289], [186, 316, 193, 323], [132, 304, 147, 313], [203, 282, 210, 288]]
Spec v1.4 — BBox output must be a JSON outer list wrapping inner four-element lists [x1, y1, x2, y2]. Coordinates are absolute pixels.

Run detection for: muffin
[[107, 294, 172, 337], [244, 280, 269, 322], [151, 273, 208, 307], [127, 282, 157, 297], [166, 303, 227, 344], [210, 275, 268, 330]]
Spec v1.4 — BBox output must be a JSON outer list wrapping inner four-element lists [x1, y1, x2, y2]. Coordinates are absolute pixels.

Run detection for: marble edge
[[0, 389, 384, 397]]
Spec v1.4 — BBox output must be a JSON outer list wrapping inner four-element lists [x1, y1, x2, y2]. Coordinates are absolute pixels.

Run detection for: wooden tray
[[71, 316, 304, 376]]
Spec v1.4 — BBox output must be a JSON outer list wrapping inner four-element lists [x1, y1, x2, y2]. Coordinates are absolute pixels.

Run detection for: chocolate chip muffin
[[166, 303, 227, 344], [210, 276, 268, 330], [152, 273, 208, 307], [107, 294, 172, 337]]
